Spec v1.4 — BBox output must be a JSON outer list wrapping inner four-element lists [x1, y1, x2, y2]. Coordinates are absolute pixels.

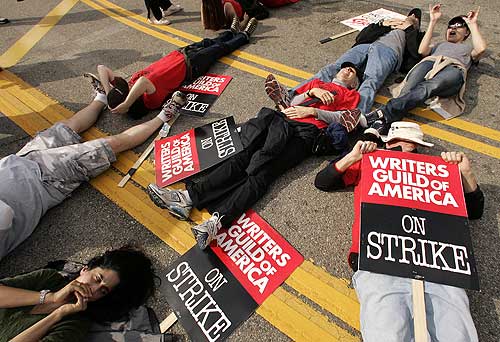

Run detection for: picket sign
[[412, 279, 427, 342], [320, 8, 407, 44]]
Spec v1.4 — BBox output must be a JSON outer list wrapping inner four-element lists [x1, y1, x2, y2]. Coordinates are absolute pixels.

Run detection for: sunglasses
[[448, 22, 466, 29]]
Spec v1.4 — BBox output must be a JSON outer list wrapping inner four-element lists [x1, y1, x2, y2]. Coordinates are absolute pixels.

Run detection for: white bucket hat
[[381, 122, 434, 147]]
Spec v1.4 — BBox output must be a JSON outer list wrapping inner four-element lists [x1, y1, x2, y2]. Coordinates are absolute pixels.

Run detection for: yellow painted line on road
[[94, 0, 202, 42], [3, 0, 494, 331], [287, 260, 360, 330], [260, 289, 358, 342], [0, 0, 79, 68], [406, 119, 500, 159], [80, 0, 188, 48], [93, 0, 313, 80], [82, 0, 301, 89], [81, 0, 500, 151], [374, 95, 500, 143], [0, 70, 360, 341]]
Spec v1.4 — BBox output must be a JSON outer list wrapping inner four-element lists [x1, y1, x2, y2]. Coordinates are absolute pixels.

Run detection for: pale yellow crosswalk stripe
[[0, 0, 79, 68]]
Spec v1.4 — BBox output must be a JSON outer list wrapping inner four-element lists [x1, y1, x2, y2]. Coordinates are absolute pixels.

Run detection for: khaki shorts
[[17, 123, 116, 197]]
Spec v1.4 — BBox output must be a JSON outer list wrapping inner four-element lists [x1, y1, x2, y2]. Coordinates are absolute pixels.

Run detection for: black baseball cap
[[448, 16, 469, 30], [340, 62, 363, 84]]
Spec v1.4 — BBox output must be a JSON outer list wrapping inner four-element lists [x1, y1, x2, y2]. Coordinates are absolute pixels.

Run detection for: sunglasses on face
[[448, 22, 466, 29]]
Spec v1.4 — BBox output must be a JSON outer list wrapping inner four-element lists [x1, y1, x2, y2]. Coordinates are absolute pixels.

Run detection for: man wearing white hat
[[315, 121, 484, 342]]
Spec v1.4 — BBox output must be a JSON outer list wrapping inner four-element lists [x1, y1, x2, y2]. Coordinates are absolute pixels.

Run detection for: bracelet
[[39, 289, 51, 304]]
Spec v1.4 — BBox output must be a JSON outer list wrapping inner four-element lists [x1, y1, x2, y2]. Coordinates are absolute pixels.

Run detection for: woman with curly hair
[[0, 246, 157, 342]]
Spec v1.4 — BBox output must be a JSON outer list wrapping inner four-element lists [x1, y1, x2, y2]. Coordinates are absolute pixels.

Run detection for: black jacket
[[353, 23, 426, 74]]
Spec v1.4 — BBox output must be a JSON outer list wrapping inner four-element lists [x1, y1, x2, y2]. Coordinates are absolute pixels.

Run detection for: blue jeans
[[353, 271, 478, 342], [381, 61, 464, 123], [290, 43, 399, 114]]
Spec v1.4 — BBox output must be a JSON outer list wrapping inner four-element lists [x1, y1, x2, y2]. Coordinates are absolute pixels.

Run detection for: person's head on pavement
[[447, 16, 470, 42], [78, 245, 157, 322], [106, 76, 130, 110], [365, 121, 433, 153], [336, 62, 362, 90], [382, 121, 433, 152]]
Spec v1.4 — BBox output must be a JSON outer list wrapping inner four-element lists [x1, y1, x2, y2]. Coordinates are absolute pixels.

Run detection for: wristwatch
[[39, 289, 51, 304]]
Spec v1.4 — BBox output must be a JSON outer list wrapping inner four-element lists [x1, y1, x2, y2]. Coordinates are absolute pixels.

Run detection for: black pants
[[184, 31, 249, 83], [145, 0, 172, 20], [187, 110, 319, 227]]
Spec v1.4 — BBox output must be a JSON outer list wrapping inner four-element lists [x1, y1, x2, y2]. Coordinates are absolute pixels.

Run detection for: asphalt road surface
[[1, 0, 499, 341]]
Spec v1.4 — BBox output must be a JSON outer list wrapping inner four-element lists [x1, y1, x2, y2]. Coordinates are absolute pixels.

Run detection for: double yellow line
[[0, 68, 360, 341], [85, 0, 500, 160], [1, 0, 499, 340], [1, 2, 363, 338]]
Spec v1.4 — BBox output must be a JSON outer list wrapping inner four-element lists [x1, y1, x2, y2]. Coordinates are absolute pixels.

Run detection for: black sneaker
[[230, 16, 240, 33], [265, 74, 290, 110], [364, 109, 385, 126], [160, 91, 187, 121], [370, 119, 390, 136], [83, 72, 105, 95], [407, 8, 422, 29], [243, 17, 258, 38]]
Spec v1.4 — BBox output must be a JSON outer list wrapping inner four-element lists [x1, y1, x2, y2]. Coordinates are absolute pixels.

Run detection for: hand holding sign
[[358, 150, 479, 290], [351, 140, 378, 162], [441, 151, 478, 194]]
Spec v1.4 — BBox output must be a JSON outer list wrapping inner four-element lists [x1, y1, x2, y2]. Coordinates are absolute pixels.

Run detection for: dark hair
[[201, 0, 226, 30], [125, 96, 148, 119], [107, 77, 130, 109], [84, 245, 157, 322]]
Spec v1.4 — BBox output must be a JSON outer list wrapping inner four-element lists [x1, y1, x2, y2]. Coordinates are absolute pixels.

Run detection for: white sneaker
[[191, 213, 223, 250], [163, 4, 182, 16], [148, 17, 171, 25]]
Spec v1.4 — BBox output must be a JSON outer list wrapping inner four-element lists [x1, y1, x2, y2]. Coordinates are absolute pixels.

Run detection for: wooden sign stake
[[160, 312, 178, 333], [319, 29, 357, 44], [412, 279, 427, 342]]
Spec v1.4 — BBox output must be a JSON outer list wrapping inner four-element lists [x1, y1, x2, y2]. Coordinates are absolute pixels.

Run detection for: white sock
[[94, 93, 107, 105], [157, 109, 171, 123], [180, 189, 193, 205]]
